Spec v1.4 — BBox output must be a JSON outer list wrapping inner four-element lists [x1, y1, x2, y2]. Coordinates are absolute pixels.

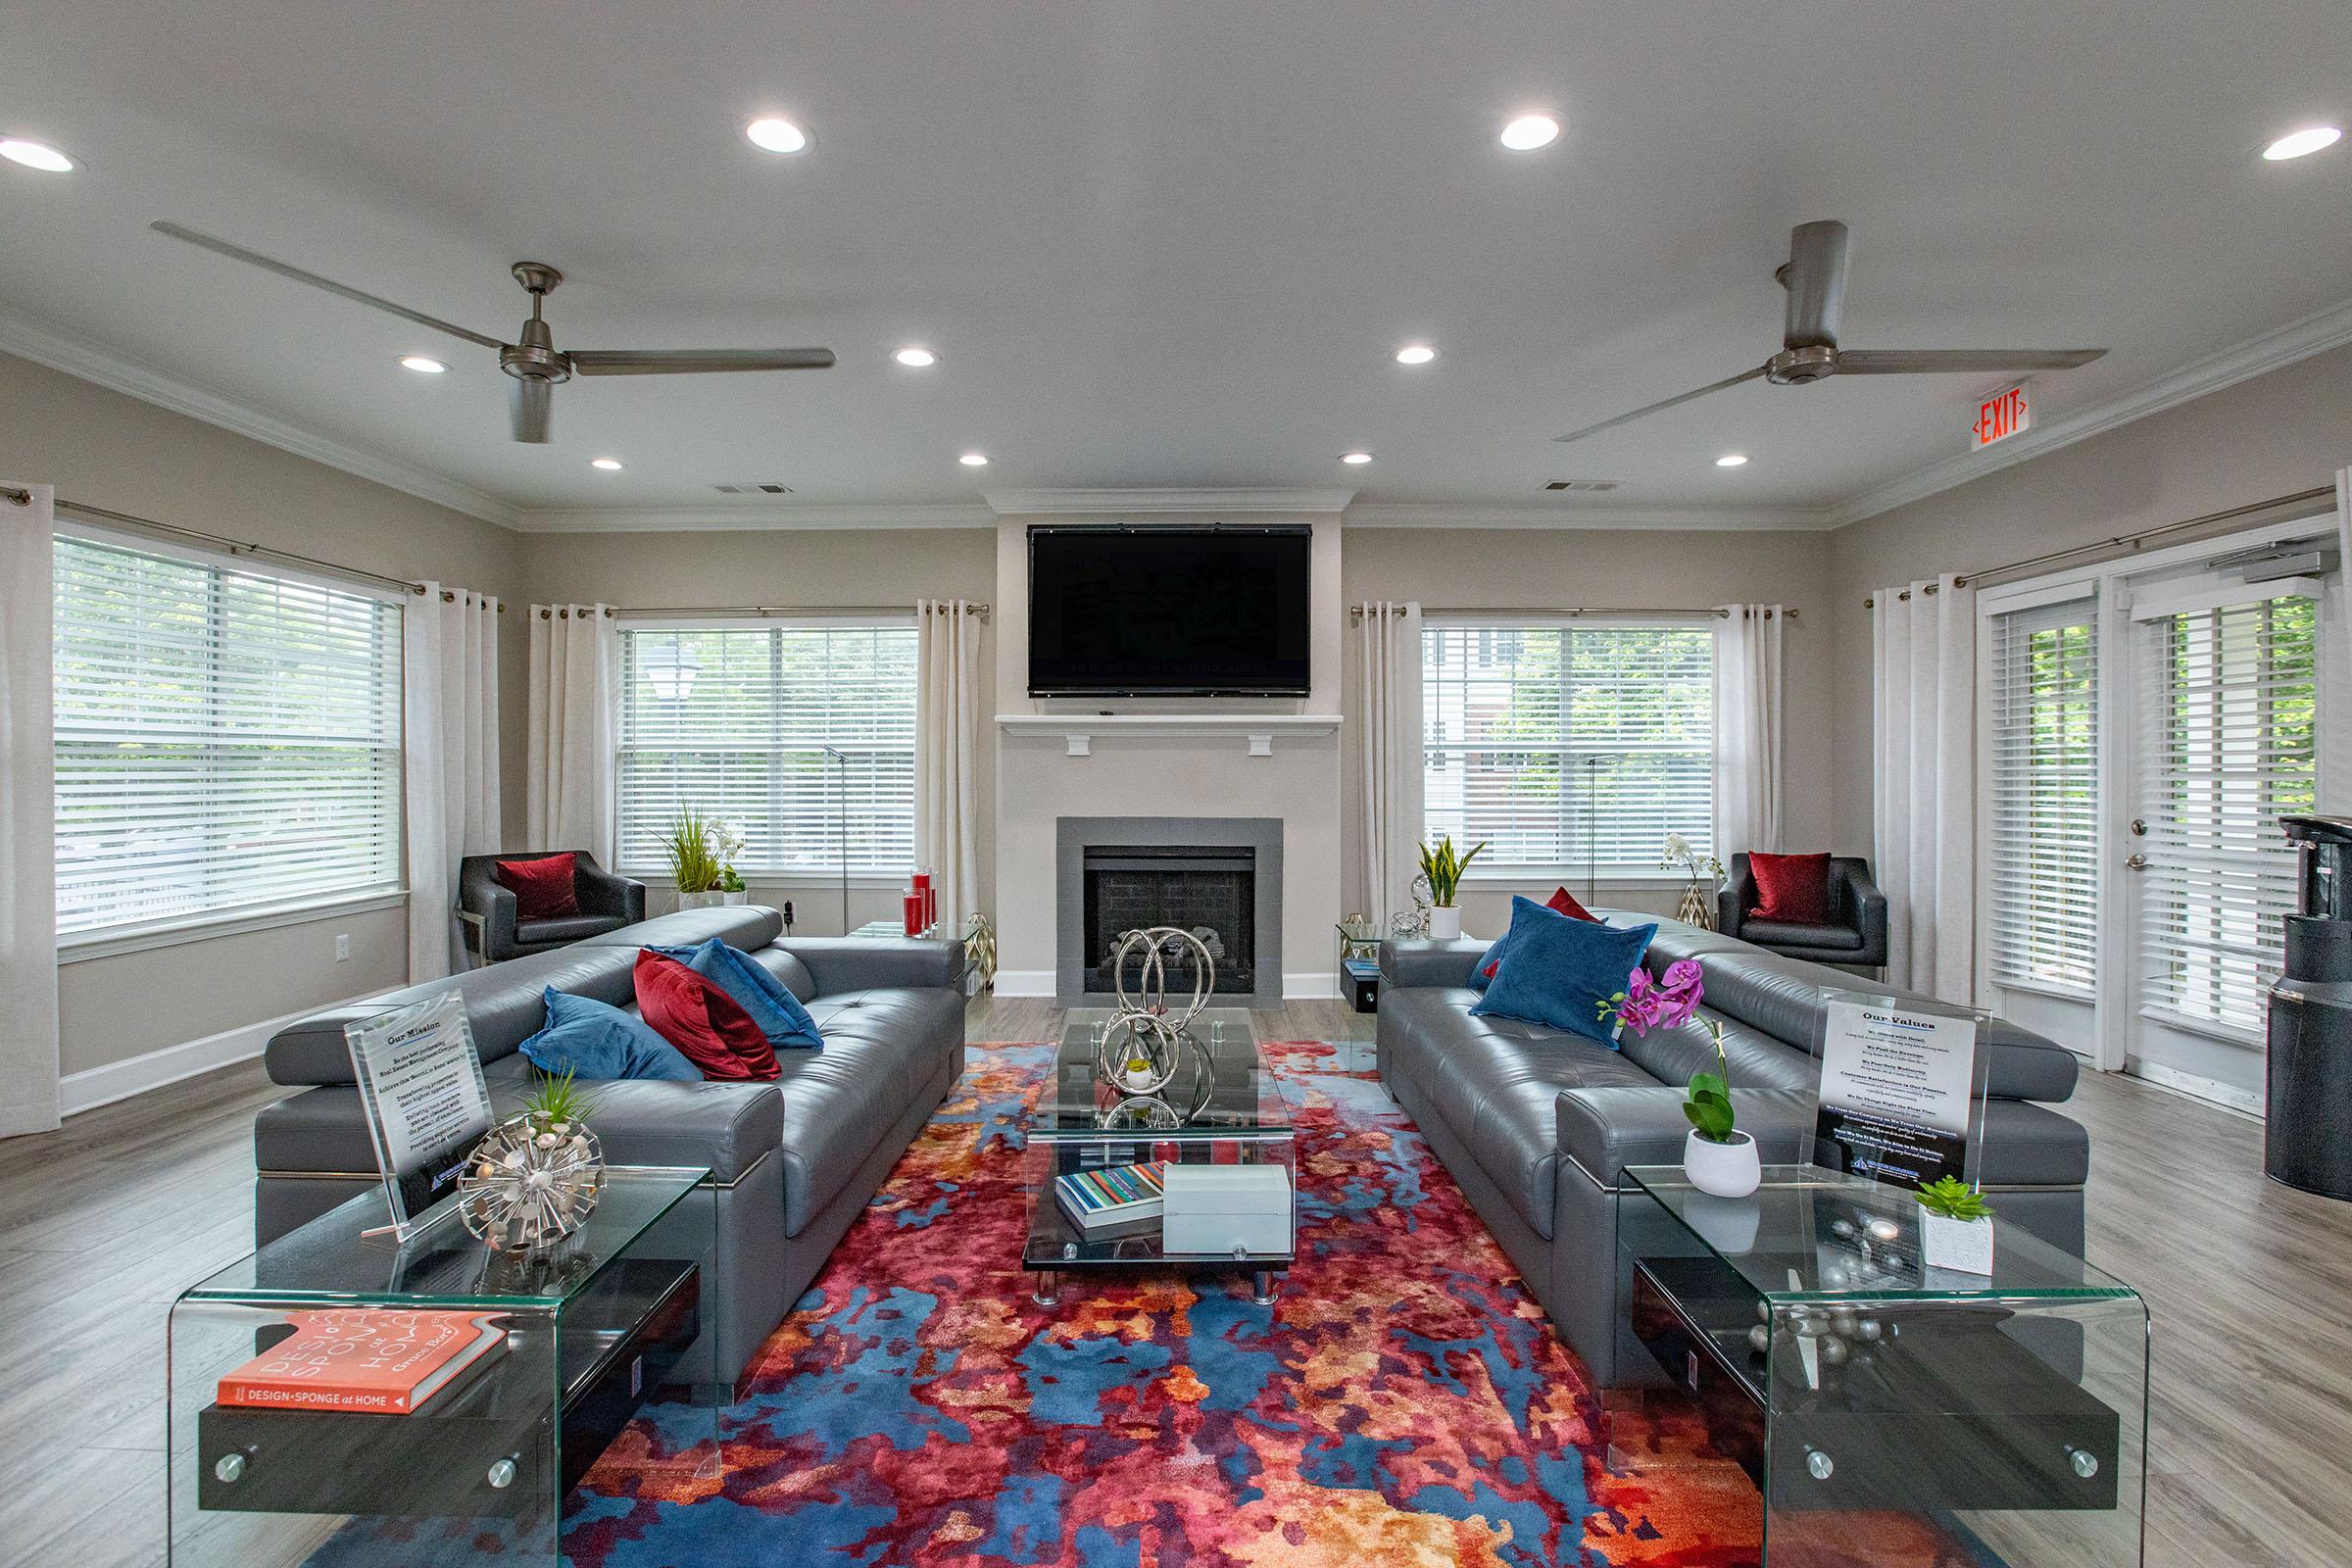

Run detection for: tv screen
[[1028, 525, 1312, 697]]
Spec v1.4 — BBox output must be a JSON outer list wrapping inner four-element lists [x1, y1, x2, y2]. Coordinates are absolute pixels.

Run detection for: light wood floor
[[3, 998, 2343, 1567]]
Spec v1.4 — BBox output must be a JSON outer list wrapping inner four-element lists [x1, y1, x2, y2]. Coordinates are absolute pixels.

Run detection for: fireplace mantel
[[997, 712, 1343, 758]]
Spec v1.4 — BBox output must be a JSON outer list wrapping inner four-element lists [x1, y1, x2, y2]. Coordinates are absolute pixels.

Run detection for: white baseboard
[[60, 988, 390, 1116], [993, 969, 1057, 999], [1283, 971, 1340, 1001], [2122, 1057, 2264, 1119]]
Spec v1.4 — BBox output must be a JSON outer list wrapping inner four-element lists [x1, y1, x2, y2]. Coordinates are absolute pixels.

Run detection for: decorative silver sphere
[[457, 1114, 604, 1252]]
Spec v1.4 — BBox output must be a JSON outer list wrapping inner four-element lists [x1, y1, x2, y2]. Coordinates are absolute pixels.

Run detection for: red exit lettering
[[1972, 383, 2032, 449]]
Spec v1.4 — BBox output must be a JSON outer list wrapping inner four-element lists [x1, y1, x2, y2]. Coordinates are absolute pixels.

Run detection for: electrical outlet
[[334, 933, 351, 962]]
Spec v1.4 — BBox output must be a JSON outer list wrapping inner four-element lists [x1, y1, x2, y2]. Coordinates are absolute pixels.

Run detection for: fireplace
[[1081, 845, 1256, 996], [1055, 816, 1284, 1005]]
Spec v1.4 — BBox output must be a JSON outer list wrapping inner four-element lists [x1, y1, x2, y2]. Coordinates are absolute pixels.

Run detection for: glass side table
[[169, 1166, 715, 1568], [1616, 1164, 2148, 1567]]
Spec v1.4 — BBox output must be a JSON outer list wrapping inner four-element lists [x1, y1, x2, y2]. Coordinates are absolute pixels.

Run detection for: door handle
[[2125, 853, 2148, 870]]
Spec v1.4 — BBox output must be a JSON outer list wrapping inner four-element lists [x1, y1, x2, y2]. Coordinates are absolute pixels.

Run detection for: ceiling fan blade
[[1552, 364, 1769, 445], [510, 378, 553, 444], [1780, 220, 1850, 350], [150, 221, 505, 351], [1836, 348, 2108, 375], [568, 348, 836, 375]]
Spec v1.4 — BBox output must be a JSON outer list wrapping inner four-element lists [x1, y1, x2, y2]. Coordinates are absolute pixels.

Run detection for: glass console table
[[1616, 1164, 2148, 1567], [169, 1166, 716, 1568], [1021, 1007, 1295, 1306]]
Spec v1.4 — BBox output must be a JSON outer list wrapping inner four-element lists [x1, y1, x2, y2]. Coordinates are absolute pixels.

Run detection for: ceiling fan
[[151, 220, 835, 444], [1553, 220, 2106, 445]]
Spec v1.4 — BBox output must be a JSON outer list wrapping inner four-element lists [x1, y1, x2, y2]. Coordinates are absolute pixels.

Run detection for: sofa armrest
[[566, 1079, 783, 1183], [1554, 1086, 1818, 1185], [574, 860, 647, 924], [774, 936, 962, 996], [463, 876, 519, 959], [1378, 938, 1487, 989]]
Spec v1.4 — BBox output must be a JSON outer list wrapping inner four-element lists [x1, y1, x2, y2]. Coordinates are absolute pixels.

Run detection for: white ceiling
[[2, 1, 2347, 527]]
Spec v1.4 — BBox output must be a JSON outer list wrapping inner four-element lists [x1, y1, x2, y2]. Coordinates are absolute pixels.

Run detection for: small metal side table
[[1615, 1164, 2148, 1567], [169, 1166, 716, 1567]]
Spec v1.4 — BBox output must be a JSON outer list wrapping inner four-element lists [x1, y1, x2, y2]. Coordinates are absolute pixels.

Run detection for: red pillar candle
[[902, 890, 923, 937], [911, 869, 934, 933]]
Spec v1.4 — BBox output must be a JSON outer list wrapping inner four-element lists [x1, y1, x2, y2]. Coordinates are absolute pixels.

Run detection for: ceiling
[[2, 1, 2347, 528]]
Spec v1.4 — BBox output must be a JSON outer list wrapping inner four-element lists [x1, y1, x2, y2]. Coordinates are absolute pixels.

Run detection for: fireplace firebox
[[1081, 845, 1255, 995]]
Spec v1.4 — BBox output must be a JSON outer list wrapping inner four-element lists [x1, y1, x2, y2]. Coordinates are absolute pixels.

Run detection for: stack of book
[[1054, 1160, 1167, 1236]]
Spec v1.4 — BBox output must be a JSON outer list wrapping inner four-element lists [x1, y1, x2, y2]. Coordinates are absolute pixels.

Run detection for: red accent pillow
[[1748, 852, 1833, 924], [1483, 887, 1598, 978], [633, 952, 780, 1081], [494, 853, 579, 919]]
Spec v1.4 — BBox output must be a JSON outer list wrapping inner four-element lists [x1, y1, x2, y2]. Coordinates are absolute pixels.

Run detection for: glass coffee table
[[1616, 1164, 2148, 1567], [169, 1166, 716, 1568], [1021, 1007, 1295, 1306]]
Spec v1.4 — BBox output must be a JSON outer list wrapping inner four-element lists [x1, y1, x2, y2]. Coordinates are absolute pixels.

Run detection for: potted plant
[[1915, 1175, 1996, 1274], [1661, 833, 1726, 931], [1601, 959, 1759, 1197], [665, 808, 725, 909], [1417, 836, 1487, 941], [709, 818, 750, 906]]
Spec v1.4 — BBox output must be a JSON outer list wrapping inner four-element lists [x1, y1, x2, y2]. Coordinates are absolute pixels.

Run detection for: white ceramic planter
[[1921, 1210, 1996, 1275], [1428, 906, 1463, 941], [1683, 1129, 1761, 1198], [720, 891, 749, 906], [677, 890, 723, 910]]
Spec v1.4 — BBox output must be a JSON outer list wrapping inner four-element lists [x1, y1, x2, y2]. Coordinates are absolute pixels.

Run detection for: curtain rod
[[596, 602, 989, 619], [1351, 604, 1790, 621], [6, 490, 502, 610], [1863, 484, 2336, 608]]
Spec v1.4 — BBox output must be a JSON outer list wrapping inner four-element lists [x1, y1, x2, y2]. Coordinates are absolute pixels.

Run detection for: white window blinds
[[2132, 590, 2319, 1037], [1986, 599, 2100, 997], [615, 623, 917, 877], [1422, 621, 1714, 876], [53, 534, 404, 936]]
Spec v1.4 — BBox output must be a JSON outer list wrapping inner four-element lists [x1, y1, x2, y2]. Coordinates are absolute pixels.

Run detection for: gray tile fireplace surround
[[1055, 815, 1284, 1006]]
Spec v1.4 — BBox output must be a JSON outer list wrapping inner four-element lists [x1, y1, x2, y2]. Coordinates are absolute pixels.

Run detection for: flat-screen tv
[[1028, 524, 1312, 697]]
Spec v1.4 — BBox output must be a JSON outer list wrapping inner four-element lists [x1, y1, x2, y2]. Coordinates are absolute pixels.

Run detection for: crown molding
[[983, 486, 1356, 515], [0, 310, 520, 528], [1341, 502, 1836, 531], [1827, 291, 2352, 529], [511, 502, 997, 532]]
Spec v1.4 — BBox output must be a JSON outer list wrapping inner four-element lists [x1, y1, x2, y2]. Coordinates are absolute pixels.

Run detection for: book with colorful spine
[[1054, 1160, 1168, 1234]]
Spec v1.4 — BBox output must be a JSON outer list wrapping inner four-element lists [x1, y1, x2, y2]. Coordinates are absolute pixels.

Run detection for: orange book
[[216, 1308, 508, 1414]]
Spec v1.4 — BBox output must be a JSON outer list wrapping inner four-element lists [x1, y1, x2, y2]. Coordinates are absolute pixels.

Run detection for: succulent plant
[[1916, 1175, 1995, 1221]]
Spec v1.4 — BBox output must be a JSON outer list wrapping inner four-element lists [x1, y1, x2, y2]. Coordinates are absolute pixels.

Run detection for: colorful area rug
[[567, 1040, 1767, 1567]]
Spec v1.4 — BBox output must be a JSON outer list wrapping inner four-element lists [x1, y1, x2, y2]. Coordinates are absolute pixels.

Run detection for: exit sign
[[1973, 382, 2031, 449]]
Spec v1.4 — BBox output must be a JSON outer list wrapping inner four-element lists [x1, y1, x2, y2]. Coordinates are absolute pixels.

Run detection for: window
[[53, 534, 404, 936], [615, 622, 917, 877], [1986, 599, 2100, 997], [1421, 620, 1714, 878], [2133, 591, 2318, 1036]]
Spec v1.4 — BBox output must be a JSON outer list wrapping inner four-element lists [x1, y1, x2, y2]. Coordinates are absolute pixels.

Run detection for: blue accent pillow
[[1470, 897, 1657, 1046], [1470, 933, 1509, 992], [652, 938, 823, 1051], [518, 989, 700, 1081]]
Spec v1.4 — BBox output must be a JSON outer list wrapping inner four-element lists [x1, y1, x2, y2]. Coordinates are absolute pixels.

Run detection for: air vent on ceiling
[[711, 482, 795, 495], [1544, 480, 1621, 492]]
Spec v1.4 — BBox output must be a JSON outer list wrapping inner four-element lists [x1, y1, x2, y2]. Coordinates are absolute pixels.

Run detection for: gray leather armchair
[[1716, 853, 1887, 967], [458, 849, 646, 962]]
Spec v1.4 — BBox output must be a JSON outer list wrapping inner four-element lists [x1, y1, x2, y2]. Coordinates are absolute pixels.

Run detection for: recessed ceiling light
[[2263, 125, 2343, 161], [745, 117, 810, 154], [892, 347, 939, 368], [0, 138, 74, 172], [1395, 344, 1438, 366], [590, 457, 624, 470], [1341, 452, 1374, 465], [399, 355, 447, 373], [958, 452, 990, 466], [1498, 115, 1561, 152], [1715, 453, 1749, 467]]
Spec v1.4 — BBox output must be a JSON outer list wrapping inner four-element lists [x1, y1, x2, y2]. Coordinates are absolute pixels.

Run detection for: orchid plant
[[1598, 958, 1738, 1145], [1660, 832, 1725, 894]]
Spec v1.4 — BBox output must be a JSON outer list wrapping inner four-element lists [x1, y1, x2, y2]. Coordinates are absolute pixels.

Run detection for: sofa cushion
[[1739, 917, 1863, 952], [749, 948, 820, 1002], [1612, 1006, 1823, 1096], [771, 987, 964, 1235], [635, 951, 781, 1081], [574, 906, 784, 953], [517, 989, 700, 1082], [653, 938, 823, 1050], [1474, 898, 1656, 1045], [515, 913, 628, 947]]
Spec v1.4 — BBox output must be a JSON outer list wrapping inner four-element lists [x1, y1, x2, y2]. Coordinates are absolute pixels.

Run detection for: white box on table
[[1160, 1164, 1293, 1258]]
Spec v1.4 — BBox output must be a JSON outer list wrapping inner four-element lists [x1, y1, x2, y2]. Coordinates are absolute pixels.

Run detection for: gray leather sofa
[[1378, 912, 2089, 1388], [254, 905, 965, 1393]]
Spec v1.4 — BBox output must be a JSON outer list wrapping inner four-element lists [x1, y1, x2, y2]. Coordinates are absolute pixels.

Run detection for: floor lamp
[[822, 744, 850, 932]]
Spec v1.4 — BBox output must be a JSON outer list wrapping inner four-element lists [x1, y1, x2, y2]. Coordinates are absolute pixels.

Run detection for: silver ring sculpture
[[1098, 925, 1215, 1097]]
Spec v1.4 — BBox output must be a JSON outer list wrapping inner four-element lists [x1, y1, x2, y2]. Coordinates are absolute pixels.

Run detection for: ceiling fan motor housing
[[1767, 344, 1840, 384]]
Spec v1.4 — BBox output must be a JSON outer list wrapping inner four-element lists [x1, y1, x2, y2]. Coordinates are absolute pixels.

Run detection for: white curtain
[[405, 584, 503, 979], [915, 600, 985, 932], [526, 603, 615, 863], [1873, 573, 1977, 1001], [0, 482, 59, 1138], [1356, 600, 1425, 924], [1713, 604, 1786, 858]]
